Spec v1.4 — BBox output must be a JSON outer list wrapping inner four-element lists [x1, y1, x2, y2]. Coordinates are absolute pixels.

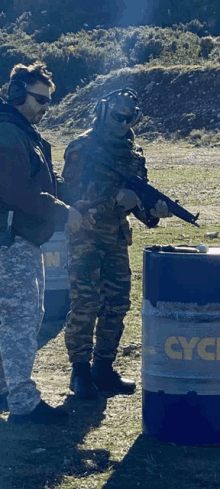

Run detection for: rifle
[[102, 163, 200, 227]]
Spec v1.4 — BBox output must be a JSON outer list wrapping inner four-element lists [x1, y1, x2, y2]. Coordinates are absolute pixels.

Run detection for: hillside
[[0, 22, 216, 102], [0, 16, 220, 142], [40, 64, 220, 146]]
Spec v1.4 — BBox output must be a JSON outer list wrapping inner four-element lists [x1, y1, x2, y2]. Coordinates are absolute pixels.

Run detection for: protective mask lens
[[110, 110, 134, 124]]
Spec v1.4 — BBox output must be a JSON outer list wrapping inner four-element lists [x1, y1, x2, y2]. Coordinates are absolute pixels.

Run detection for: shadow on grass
[[0, 319, 118, 489], [0, 392, 119, 489], [101, 433, 220, 489], [101, 434, 168, 489], [37, 319, 65, 349]]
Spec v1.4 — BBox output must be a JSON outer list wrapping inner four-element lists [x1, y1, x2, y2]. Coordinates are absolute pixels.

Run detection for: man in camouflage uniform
[[0, 62, 86, 424], [63, 89, 171, 399]]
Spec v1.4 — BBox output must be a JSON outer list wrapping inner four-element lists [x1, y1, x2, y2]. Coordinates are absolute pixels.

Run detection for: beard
[[32, 111, 45, 124]]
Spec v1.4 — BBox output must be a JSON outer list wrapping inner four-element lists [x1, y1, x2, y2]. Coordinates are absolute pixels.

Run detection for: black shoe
[[92, 359, 136, 395], [8, 400, 69, 425], [0, 392, 9, 412], [70, 362, 98, 400]]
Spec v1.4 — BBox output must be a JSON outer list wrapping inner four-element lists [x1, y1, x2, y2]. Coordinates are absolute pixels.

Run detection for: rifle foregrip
[[128, 178, 200, 227]]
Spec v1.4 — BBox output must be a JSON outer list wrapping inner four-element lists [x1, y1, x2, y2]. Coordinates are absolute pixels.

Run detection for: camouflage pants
[[0, 237, 45, 415], [65, 228, 131, 364]]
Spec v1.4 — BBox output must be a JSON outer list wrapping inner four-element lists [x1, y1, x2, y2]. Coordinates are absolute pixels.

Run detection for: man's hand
[[150, 200, 173, 219], [66, 206, 82, 232], [81, 208, 97, 230], [116, 189, 143, 212], [72, 200, 98, 231]]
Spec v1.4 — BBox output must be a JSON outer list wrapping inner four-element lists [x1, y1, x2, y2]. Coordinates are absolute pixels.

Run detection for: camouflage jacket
[[62, 127, 159, 243]]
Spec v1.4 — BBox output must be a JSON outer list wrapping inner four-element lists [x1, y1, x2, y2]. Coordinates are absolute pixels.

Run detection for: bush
[[199, 37, 215, 58], [173, 19, 209, 37], [128, 33, 163, 65], [0, 44, 34, 87], [0, 21, 218, 104]]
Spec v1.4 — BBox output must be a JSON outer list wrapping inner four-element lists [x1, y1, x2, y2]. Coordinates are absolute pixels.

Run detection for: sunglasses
[[110, 110, 134, 124], [26, 91, 51, 105]]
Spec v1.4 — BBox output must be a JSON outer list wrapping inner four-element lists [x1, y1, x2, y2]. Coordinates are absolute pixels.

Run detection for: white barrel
[[143, 299, 220, 396]]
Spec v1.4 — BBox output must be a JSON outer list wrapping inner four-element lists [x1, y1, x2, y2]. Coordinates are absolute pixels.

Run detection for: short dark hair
[[9, 61, 55, 93]]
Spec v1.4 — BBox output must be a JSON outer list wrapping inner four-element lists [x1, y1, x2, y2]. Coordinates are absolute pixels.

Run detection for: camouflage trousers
[[0, 236, 45, 415], [65, 227, 131, 364]]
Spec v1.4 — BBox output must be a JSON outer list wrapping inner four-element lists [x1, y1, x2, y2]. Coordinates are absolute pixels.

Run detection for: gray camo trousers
[[0, 236, 45, 415]]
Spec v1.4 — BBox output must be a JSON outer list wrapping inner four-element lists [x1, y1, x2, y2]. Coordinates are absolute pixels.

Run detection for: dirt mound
[[40, 63, 220, 140]]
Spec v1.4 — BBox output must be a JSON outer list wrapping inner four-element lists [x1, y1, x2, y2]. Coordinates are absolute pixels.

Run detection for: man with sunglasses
[[62, 89, 172, 400], [0, 61, 88, 425]]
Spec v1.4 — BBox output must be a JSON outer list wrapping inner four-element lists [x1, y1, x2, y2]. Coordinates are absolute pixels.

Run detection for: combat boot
[[92, 359, 136, 395], [8, 400, 69, 425], [0, 391, 9, 412], [70, 362, 98, 400]]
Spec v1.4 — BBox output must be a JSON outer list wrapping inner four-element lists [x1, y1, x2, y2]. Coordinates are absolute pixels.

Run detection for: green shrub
[[128, 33, 163, 65], [43, 48, 89, 101], [0, 35, 36, 87], [199, 37, 215, 58], [173, 20, 209, 37], [0, 22, 219, 104]]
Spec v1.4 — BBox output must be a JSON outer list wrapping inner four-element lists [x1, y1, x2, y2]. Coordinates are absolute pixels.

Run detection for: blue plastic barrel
[[41, 231, 70, 321], [142, 245, 220, 445]]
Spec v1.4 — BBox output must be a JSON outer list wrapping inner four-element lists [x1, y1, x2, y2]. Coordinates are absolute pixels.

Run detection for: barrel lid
[[143, 245, 220, 305], [144, 245, 200, 254], [144, 245, 220, 255]]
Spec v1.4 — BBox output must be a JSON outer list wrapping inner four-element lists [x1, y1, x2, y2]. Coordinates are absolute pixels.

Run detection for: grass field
[[1, 138, 220, 489]]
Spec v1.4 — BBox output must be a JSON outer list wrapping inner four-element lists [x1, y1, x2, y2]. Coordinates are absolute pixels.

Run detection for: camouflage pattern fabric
[[65, 226, 131, 363], [0, 237, 44, 414], [62, 127, 151, 365], [63, 128, 151, 239]]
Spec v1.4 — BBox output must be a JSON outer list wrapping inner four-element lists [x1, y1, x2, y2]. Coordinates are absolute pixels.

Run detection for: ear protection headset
[[7, 80, 27, 105], [94, 88, 140, 125]]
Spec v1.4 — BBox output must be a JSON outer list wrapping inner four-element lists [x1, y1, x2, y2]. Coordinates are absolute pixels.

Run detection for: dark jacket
[[0, 99, 69, 245]]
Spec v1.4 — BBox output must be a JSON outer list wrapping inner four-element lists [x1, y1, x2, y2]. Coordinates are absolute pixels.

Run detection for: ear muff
[[7, 80, 27, 105]]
